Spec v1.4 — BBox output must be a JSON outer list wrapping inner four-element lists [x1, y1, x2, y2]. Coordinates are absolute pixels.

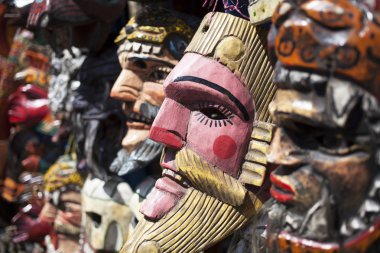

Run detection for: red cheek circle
[[213, 135, 237, 160]]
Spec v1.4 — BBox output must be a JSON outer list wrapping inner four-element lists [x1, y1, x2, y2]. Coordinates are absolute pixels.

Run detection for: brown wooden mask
[[257, 0, 380, 252], [110, 10, 196, 176]]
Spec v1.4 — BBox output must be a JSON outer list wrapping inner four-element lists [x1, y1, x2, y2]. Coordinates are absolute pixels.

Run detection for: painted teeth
[[162, 169, 189, 187], [127, 112, 153, 124]]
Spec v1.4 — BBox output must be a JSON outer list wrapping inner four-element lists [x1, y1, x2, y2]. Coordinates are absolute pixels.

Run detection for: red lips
[[270, 172, 295, 203]]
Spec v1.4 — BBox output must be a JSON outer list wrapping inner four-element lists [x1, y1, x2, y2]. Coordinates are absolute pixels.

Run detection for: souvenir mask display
[[255, 0, 380, 252], [81, 158, 157, 253], [3, 118, 63, 201], [110, 9, 195, 177], [73, 51, 127, 252], [3, 129, 42, 202], [124, 11, 277, 253], [4, 53, 62, 201], [40, 155, 84, 253], [0, 30, 31, 160]]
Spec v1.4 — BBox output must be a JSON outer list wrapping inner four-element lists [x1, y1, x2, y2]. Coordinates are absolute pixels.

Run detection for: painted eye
[[200, 107, 228, 120], [194, 102, 234, 128]]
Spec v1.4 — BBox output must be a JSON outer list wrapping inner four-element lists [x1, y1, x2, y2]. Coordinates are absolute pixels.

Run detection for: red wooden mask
[[8, 84, 49, 127]]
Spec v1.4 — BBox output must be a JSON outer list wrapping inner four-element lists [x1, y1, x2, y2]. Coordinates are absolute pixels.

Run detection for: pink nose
[[149, 98, 190, 149], [150, 127, 183, 149]]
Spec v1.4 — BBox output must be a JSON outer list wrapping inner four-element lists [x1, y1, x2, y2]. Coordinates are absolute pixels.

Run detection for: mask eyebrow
[[173, 75, 250, 121]]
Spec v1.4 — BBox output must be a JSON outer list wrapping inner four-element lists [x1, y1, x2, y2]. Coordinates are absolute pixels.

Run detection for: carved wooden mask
[[8, 84, 49, 127], [258, 0, 380, 252], [110, 10, 195, 176], [123, 12, 277, 253], [81, 177, 135, 252], [40, 156, 83, 253]]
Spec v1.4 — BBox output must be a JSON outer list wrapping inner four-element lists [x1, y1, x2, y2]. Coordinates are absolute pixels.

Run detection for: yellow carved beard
[[122, 148, 262, 253]]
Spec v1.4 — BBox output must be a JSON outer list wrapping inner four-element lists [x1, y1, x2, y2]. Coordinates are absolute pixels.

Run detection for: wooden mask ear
[[239, 121, 275, 187]]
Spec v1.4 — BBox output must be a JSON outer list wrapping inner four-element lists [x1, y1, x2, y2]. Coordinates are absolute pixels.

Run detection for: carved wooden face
[[261, 0, 380, 251], [143, 52, 254, 219], [111, 47, 178, 152], [269, 0, 380, 100], [110, 10, 194, 156], [269, 88, 373, 213], [40, 157, 83, 252], [39, 191, 82, 253], [8, 84, 49, 127], [151, 52, 254, 175], [123, 12, 278, 253], [266, 88, 378, 250], [82, 177, 134, 252]]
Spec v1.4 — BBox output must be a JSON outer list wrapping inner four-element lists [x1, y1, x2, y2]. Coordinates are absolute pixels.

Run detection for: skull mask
[[81, 177, 136, 253]]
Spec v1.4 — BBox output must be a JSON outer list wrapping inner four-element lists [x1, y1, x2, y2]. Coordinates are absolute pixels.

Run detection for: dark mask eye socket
[[132, 59, 147, 69], [316, 133, 346, 149], [282, 120, 364, 155], [314, 132, 365, 155], [167, 34, 188, 60]]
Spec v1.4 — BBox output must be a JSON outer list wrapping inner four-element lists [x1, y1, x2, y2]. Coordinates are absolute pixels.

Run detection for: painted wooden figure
[[255, 0, 380, 252], [123, 10, 277, 253]]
